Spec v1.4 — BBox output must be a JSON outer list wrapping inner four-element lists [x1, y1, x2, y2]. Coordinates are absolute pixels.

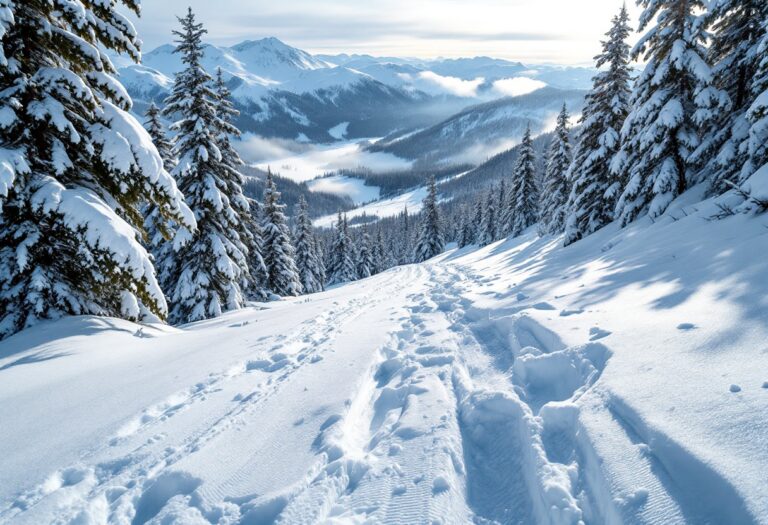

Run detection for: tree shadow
[[0, 351, 72, 371], [0, 316, 137, 361]]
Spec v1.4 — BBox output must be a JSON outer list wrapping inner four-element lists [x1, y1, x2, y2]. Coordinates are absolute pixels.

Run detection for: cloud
[[492, 77, 547, 97], [397, 71, 485, 98]]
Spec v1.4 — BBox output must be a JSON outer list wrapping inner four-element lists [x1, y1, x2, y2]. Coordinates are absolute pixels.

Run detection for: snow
[[315, 186, 427, 227], [307, 175, 380, 205], [328, 122, 350, 140], [2, 191, 768, 524]]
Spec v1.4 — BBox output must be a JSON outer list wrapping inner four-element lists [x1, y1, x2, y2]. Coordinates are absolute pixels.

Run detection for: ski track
[[0, 262, 758, 524]]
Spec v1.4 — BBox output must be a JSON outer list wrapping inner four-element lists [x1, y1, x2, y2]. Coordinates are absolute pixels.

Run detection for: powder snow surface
[[1, 192, 767, 524]]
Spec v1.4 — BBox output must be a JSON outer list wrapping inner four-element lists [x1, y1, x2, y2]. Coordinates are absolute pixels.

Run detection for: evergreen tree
[[507, 126, 539, 236], [564, 6, 632, 246], [243, 197, 269, 300], [696, 0, 768, 194], [734, 25, 768, 212], [262, 169, 301, 296], [399, 205, 412, 264], [539, 104, 572, 235], [145, 103, 176, 173], [457, 206, 474, 248], [0, 0, 194, 339], [293, 196, 324, 293], [471, 197, 485, 243], [613, 0, 728, 225], [414, 176, 444, 262], [143, 102, 179, 256], [479, 189, 497, 246], [161, 9, 251, 323], [356, 229, 375, 279], [327, 212, 357, 285], [372, 228, 387, 274], [212, 66, 268, 300]]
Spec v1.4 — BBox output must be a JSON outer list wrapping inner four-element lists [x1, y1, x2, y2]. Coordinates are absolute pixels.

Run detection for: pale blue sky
[[131, 0, 639, 65]]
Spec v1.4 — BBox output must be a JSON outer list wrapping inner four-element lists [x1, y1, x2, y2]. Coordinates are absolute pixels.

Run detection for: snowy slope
[[1, 192, 767, 524]]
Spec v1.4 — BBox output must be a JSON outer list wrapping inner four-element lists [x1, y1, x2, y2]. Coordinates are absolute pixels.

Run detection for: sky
[[131, 1, 640, 65]]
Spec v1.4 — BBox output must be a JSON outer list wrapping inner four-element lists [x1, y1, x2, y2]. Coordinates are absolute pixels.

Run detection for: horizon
[[129, 0, 640, 66]]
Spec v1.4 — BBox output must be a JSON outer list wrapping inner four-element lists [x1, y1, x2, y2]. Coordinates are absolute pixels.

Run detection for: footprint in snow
[[730, 384, 742, 393], [589, 327, 612, 341], [560, 308, 584, 317], [677, 323, 696, 330], [532, 302, 556, 311]]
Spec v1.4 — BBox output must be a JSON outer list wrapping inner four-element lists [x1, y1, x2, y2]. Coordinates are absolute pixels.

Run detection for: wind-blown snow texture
[[1, 191, 767, 524]]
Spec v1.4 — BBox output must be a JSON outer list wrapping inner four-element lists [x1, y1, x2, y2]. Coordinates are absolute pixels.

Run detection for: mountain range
[[120, 37, 594, 143]]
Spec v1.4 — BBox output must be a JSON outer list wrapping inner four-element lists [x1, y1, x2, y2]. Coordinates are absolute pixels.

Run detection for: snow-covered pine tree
[[564, 6, 632, 246], [160, 8, 252, 323], [356, 229, 375, 279], [212, 66, 268, 300], [457, 205, 474, 248], [372, 228, 387, 274], [507, 125, 539, 236], [470, 197, 485, 244], [0, 0, 194, 339], [143, 102, 179, 255], [479, 188, 497, 246], [262, 169, 301, 296], [734, 23, 768, 213], [242, 197, 269, 300], [613, 0, 728, 225], [539, 104, 572, 235], [695, 0, 768, 194], [145, 103, 176, 173], [327, 212, 357, 285], [398, 206, 412, 264], [293, 196, 324, 293], [414, 176, 444, 262]]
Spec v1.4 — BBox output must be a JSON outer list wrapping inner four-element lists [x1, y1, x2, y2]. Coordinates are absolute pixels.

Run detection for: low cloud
[[492, 77, 547, 97], [397, 71, 485, 98]]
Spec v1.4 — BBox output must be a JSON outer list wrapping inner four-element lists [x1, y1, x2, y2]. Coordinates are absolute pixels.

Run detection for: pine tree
[[398, 205, 412, 264], [262, 169, 301, 296], [696, 0, 768, 194], [564, 6, 632, 246], [507, 126, 539, 236], [0, 1, 194, 339], [414, 176, 444, 262], [356, 229, 375, 278], [471, 197, 485, 244], [327, 212, 357, 285], [294, 196, 324, 293], [242, 197, 269, 300], [145, 103, 176, 173], [613, 0, 728, 225], [539, 104, 572, 235], [479, 189, 497, 246], [457, 206, 474, 248], [143, 102, 179, 256], [212, 66, 268, 300], [161, 9, 256, 323], [372, 227, 387, 274], [734, 25, 768, 212]]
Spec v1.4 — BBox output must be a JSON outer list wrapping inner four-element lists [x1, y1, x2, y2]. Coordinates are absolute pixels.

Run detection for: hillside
[[368, 87, 586, 165], [1, 191, 766, 524]]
